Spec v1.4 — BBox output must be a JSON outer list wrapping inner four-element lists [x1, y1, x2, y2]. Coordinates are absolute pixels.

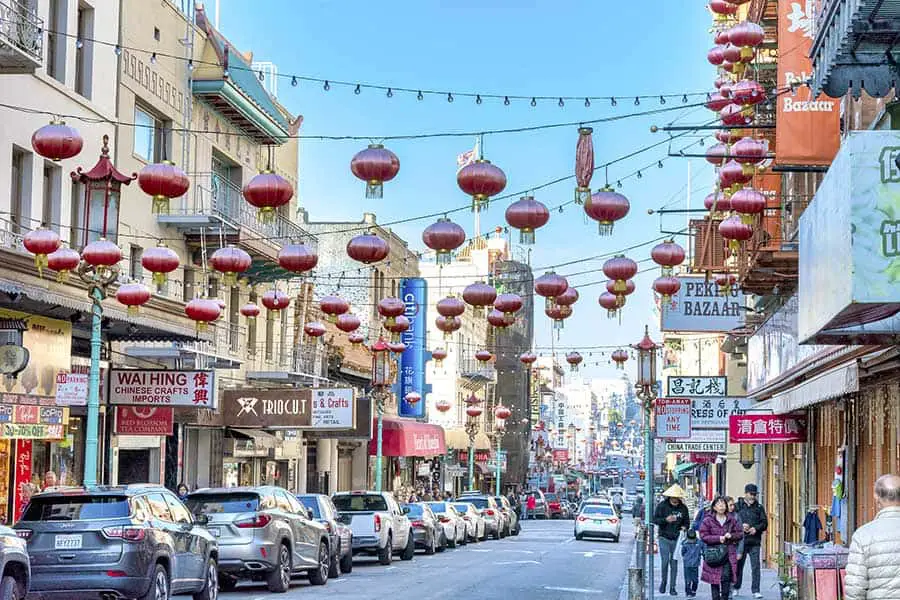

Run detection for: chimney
[[363, 212, 377, 224]]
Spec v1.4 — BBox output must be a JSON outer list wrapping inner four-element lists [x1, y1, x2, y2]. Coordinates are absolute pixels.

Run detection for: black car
[[297, 494, 353, 576], [15, 485, 218, 600], [402, 503, 441, 554]]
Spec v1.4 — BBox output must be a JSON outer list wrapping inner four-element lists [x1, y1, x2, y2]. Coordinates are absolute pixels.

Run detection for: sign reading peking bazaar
[[109, 369, 216, 409], [729, 413, 808, 444], [660, 277, 746, 333]]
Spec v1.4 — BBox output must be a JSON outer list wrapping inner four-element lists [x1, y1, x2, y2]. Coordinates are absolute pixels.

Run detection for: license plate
[[208, 527, 221, 537], [54, 534, 82, 550], [593, 519, 607, 524]]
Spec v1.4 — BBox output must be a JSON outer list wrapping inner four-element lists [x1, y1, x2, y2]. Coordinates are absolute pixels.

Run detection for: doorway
[[118, 449, 150, 484]]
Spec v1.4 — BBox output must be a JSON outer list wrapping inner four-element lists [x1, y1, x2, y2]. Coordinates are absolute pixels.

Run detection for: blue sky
[[219, 0, 717, 378]]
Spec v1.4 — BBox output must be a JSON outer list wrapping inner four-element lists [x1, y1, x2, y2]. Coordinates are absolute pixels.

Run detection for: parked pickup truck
[[332, 491, 413, 565]]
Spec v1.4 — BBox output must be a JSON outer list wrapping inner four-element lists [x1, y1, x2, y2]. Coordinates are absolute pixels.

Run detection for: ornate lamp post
[[493, 405, 510, 495], [633, 325, 659, 600], [71, 136, 135, 486], [464, 393, 483, 491], [371, 337, 393, 491]]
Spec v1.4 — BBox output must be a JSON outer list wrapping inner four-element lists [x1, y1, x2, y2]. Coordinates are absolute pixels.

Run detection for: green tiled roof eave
[[192, 79, 289, 143]]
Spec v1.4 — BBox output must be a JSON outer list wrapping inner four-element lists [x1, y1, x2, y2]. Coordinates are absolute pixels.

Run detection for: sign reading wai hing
[[655, 398, 692, 439], [660, 277, 746, 333], [109, 370, 216, 409], [667, 376, 727, 397], [729, 413, 808, 444]]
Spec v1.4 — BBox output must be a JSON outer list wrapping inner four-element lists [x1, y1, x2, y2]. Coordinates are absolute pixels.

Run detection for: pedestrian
[[653, 484, 691, 596], [42, 471, 58, 491], [632, 493, 645, 529], [177, 482, 189, 501], [526, 492, 536, 520], [733, 484, 768, 599], [681, 528, 702, 598], [692, 500, 710, 532], [727, 496, 745, 570], [699, 496, 743, 600], [845, 474, 900, 600]]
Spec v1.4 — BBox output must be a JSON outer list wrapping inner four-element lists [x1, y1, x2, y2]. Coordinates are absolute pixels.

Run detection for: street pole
[[83, 286, 104, 487], [375, 393, 384, 491], [644, 394, 655, 600], [495, 430, 503, 496], [468, 435, 475, 490]]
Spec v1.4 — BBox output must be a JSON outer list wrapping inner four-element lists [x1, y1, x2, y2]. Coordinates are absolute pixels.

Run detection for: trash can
[[793, 544, 849, 600]]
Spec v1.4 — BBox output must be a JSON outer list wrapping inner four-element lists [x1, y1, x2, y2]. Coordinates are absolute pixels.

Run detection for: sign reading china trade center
[[110, 369, 216, 409], [660, 277, 747, 333]]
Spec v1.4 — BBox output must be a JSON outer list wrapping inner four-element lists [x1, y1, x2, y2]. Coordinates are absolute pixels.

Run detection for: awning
[[444, 428, 491, 451], [227, 427, 277, 449], [367, 417, 446, 457], [673, 462, 697, 478], [761, 362, 859, 415]]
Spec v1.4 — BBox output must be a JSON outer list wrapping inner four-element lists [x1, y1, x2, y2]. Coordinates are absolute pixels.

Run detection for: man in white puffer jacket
[[845, 474, 900, 600]]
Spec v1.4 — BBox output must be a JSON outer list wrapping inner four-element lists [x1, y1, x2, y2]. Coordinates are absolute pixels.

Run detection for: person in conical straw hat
[[655, 483, 691, 596]]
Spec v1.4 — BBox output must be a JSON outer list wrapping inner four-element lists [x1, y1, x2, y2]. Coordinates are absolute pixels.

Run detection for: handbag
[[703, 543, 728, 567]]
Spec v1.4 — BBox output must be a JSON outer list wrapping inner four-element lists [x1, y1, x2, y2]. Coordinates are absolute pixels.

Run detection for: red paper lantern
[[707, 46, 725, 66], [715, 273, 738, 295], [731, 137, 768, 165], [653, 276, 681, 303], [603, 256, 638, 294], [519, 352, 537, 365], [554, 287, 579, 307], [606, 279, 636, 297], [475, 350, 493, 364], [431, 347, 448, 366], [261, 289, 291, 312], [731, 188, 766, 223], [185, 298, 221, 332], [704, 191, 732, 212], [611, 349, 629, 369], [534, 271, 569, 299], [436, 296, 466, 318], [31, 120, 83, 161], [466, 404, 483, 418], [546, 304, 573, 330], [47, 247, 80, 281], [436, 315, 462, 338], [719, 159, 754, 190], [240, 303, 260, 320], [705, 92, 732, 113], [209, 245, 252, 287], [384, 314, 410, 342], [404, 391, 422, 404], [731, 80, 766, 106], [710, 0, 738, 16], [494, 405, 512, 420], [722, 43, 742, 64], [487, 309, 513, 329], [729, 20, 764, 48], [348, 333, 365, 345], [651, 240, 686, 276], [23, 228, 61, 275], [716, 129, 745, 144], [705, 143, 729, 165], [347, 233, 389, 265], [422, 217, 466, 265], [82, 239, 122, 273], [719, 215, 754, 253], [720, 104, 752, 127], [304, 322, 327, 338], [566, 352, 583, 371], [138, 161, 189, 214], [377, 297, 406, 327], [715, 30, 730, 45], [320, 295, 350, 322], [462, 281, 497, 318], [116, 282, 151, 316], [505, 195, 550, 244], [335, 313, 361, 333], [388, 341, 407, 354], [575, 127, 595, 204], [351, 144, 400, 199], [598, 291, 620, 318], [494, 293, 523, 317], [242, 171, 294, 222], [141, 244, 180, 286], [277, 242, 318, 274], [436, 399, 452, 413], [457, 159, 507, 212], [584, 187, 630, 236]]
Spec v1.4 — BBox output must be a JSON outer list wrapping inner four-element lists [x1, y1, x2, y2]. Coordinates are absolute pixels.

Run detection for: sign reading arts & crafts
[[655, 398, 692, 439], [110, 370, 216, 409], [667, 376, 727, 397], [660, 277, 746, 333], [311, 388, 355, 429], [729, 413, 808, 444], [115, 406, 174, 436]]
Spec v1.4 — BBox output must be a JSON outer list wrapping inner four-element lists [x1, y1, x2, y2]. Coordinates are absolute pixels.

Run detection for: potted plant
[[773, 552, 799, 600]]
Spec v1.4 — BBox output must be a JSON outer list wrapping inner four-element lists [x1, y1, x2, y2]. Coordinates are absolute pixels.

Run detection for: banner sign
[[655, 398, 692, 439], [667, 376, 727, 397], [729, 413, 808, 444], [0, 404, 68, 426], [665, 430, 727, 454], [457, 449, 491, 463], [552, 449, 569, 463], [487, 450, 507, 473], [775, 0, 840, 166], [115, 406, 174, 435], [0, 423, 64, 440], [223, 389, 357, 430], [398, 278, 427, 418], [109, 370, 216, 409], [690, 397, 754, 429], [55, 371, 88, 406], [13, 440, 32, 522], [660, 277, 746, 332]]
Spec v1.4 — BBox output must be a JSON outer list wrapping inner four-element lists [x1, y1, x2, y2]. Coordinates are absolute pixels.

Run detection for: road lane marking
[[543, 586, 608, 594], [494, 560, 541, 565]]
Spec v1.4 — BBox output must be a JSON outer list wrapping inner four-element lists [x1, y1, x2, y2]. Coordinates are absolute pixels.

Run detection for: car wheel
[[575, 533, 584, 541], [139, 564, 169, 600], [328, 544, 341, 579], [514, 522, 521, 536], [448, 532, 457, 549], [192, 558, 218, 600], [613, 535, 620, 543], [218, 575, 238, 593], [265, 543, 291, 593], [340, 547, 353, 574], [0, 575, 22, 600], [378, 535, 393, 565], [438, 531, 447, 552], [401, 532, 415, 560], [492, 526, 501, 540], [425, 531, 436, 555], [308, 542, 329, 586]]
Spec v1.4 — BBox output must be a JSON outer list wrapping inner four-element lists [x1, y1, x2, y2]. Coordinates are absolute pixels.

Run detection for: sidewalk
[[620, 557, 783, 599]]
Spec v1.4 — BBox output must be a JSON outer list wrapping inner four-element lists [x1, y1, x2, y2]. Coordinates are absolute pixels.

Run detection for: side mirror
[[195, 514, 209, 526]]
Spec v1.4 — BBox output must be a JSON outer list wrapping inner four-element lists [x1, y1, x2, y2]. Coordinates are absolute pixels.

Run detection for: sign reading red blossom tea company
[[110, 369, 216, 409], [728, 413, 808, 444], [114, 406, 174, 436]]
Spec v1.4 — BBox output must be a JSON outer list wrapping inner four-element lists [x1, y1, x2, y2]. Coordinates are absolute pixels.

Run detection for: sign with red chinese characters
[[552, 449, 569, 463], [457, 449, 491, 464], [728, 413, 808, 444], [13, 440, 33, 521], [690, 453, 719, 464], [655, 397, 692, 439], [114, 406, 174, 436], [109, 370, 216, 409]]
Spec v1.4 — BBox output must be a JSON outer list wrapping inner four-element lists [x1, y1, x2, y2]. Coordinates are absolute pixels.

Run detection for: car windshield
[[452, 504, 471, 514], [22, 495, 130, 521], [297, 496, 321, 519], [403, 504, 424, 517], [185, 493, 260, 515], [467, 498, 490, 509], [333, 494, 389, 512], [582, 505, 616, 516], [427, 502, 446, 513]]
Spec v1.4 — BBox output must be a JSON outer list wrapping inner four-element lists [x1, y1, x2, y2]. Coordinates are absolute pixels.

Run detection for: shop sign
[[55, 371, 88, 406], [0, 404, 67, 426], [109, 370, 216, 409], [13, 440, 32, 522], [397, 278, 427, 418], [413, 432, 442, 454], [486, 450, 507, 473], [690, 453, 718, 464], [665, 430, 727, 454], [457, 449, 491, 463], [655, 398, 692, 439], [0, 309, 72, 398], [0, 423, 64, 439], [446, 465, 467, 477], [689, 397, 754, 430], [660, 277, 746, 333], [310, 388, 355, 429], [222, 389, 310, 428], [115, 406, 174, 436], [552, 449, 569, 463], [667, 376, 727, 397], [729, 413, 808, 444]]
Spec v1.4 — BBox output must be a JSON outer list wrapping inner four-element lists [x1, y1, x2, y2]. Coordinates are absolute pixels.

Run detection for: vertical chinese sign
[[13, 440, 32, 521], [775, 0, 840, 166], [728, 413, 808, 443], [398, 278, 427, 418]]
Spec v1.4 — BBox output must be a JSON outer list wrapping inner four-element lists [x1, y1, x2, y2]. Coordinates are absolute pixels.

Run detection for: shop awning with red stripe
[[367, 417, 446, 457]]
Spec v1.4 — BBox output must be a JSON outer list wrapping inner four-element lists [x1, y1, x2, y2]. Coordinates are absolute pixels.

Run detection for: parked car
[[426, 502, 466, 548], [332, 491, 413, 565], [524, 490, 548, 519], [402, 503, 442, 554], [545, 493, 563, 519], [186, 486, 330, 593], [297, 493, 353, 576], [574, 503, 621, 542], [16, 485, 218, 600], [0, 524, 29, 600], [455, 495, 503, 539], [493, 496, 520, 535], [451, 502, 485, 543]]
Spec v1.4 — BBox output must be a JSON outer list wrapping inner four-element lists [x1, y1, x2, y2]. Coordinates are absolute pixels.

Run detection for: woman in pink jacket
[[699, 496, 744, 600]]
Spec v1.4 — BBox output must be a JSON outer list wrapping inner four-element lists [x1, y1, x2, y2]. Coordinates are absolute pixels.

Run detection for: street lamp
[[371, 337, 393, 491], [71, 136, 135, 486], [494, 404, 510, 495], [464, 393, 483, 491], [633, 324, 659, 600]]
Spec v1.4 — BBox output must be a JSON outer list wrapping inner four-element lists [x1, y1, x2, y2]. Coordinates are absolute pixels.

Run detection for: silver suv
[[0, 524, 29, 600], [186, 486, 330, 593]]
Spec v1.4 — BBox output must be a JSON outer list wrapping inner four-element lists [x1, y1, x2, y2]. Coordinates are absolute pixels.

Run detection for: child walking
[[681, 528, 702, 597]]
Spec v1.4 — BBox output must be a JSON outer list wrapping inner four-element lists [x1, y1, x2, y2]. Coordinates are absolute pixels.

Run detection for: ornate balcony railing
[[0, 0, 42, 73]]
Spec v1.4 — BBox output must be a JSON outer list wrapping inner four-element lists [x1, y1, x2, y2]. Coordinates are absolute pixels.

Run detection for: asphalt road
[[221, 517, 635, 599]]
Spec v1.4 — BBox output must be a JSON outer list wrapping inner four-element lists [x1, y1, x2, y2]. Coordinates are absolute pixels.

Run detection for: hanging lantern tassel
[[574, 127, 594, 206], [520, 227, 535, 245], [366, 179, 383, 199], [436, 250, 451, 266], [729, 239, 741, 255]]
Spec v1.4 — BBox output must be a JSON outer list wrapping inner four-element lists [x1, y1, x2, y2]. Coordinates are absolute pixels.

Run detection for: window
[[182, 266, 196, 303], [42, 163, 61, 232], [129, 244, 143, 281], [145, 492, 174, 522], [279, 307, 288, 364], [133, 105, 168, 163], [274, 490, 292, 512], [46, 0, 66, 83], [265, 307, 275, 361], [74, 2, 94, 99], [297, 496, 321, 518], [247, 290, 257, 355], [286, 494, 307, 517], [332, 494, 388, 512], [185, 493, 260, 515], [70, 179, 83, 248], [21, 495, 130, 521], [163, 493, 192, 524], [10, 149, 30, 234]]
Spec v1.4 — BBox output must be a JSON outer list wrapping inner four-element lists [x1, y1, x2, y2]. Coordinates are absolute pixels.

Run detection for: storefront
[[367, 416, 446, 496], [304, 396, 373, 494], [440, 428, 491, 495]]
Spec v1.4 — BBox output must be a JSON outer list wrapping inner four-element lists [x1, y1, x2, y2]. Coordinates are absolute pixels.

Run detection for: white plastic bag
[[672, 531, 684, 562]]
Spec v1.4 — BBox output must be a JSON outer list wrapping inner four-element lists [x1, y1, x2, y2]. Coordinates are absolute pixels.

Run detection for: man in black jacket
[[653, 485, 691, 596], [734, 483, 768, 599]]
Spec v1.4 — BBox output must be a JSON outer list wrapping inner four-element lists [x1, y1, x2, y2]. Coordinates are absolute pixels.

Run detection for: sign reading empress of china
[[729, 413, 808, 444], [689, 397, 754, 430], [667, 376, 727, 397], [110, 369, 216, 409], [655, 398, 692, 439], [660, 277, 747, 333]]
